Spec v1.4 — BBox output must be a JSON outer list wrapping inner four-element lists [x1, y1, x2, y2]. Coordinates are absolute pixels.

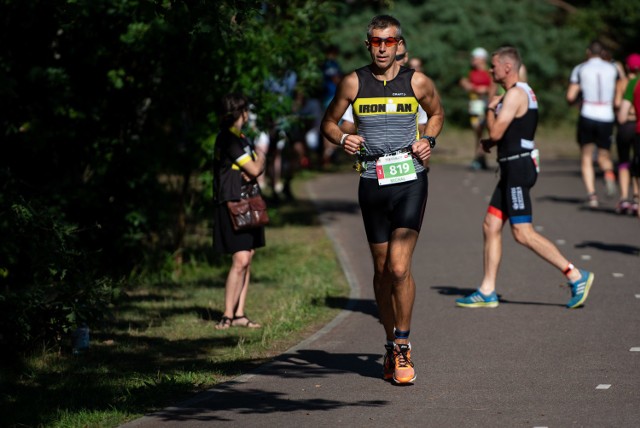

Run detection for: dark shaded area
[[431, 286, 565, 307], [322, 296, 380, 320], [575, 241, 640, 256], [431, 285, 478, 297], [537, 195, 586, 205], [141, 348, 390, 423]]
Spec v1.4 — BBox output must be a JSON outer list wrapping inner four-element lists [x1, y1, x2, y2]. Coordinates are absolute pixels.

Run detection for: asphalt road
[[122, 160, 640, 428]]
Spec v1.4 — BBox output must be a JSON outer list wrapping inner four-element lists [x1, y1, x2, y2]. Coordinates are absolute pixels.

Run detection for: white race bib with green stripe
[[376, 152, 417, 186]]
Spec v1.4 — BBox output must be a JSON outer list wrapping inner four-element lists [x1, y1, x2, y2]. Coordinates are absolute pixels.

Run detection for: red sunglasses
[[368, 37, 400, 48]]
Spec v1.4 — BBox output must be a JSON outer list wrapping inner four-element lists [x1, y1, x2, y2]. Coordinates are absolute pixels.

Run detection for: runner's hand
[[411, 139, 432, 162], [480, 138, 494, 153], [342, 134, 366, 155]]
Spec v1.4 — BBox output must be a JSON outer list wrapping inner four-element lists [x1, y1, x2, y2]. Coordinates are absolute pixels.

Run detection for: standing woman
[[213, 93, 267, 329]]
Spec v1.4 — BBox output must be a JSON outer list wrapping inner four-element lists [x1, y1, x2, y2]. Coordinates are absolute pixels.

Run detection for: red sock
[[563, 263, 575, 277]]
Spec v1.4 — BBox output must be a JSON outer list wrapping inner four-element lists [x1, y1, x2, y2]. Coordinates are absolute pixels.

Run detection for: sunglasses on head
[[395, 52, 407, 61], [368, 36, 400, 47]]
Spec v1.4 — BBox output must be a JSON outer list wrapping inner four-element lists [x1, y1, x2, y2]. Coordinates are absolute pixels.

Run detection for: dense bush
[[0, 0, 335, 353], [0, 188, 115, 351]]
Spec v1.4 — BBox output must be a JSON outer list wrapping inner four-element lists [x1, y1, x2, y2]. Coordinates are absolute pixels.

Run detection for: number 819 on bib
[[376, 153, 417, 186]]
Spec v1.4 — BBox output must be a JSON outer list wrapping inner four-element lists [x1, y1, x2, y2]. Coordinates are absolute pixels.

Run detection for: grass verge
[[0, 173, 350, 428]]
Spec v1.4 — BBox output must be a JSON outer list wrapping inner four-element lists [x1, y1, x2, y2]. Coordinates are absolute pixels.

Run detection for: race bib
[[376, 153, 417, 186]]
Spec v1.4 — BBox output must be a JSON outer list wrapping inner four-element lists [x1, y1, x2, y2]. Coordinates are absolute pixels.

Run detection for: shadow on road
[[431, 286, 566, 307], [323, 296, 379, 320], [149, 384, 387, 423], [271, 349, 383, 381], [431, 285, 478, 297], [497, 298, 566, 308], [141, 349, 390, 423], [575, 240, 640, 256], [537, 195, 585, 205]]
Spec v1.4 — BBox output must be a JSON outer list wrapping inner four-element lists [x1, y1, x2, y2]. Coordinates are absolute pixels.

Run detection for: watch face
[[422, 136, 436, 148]]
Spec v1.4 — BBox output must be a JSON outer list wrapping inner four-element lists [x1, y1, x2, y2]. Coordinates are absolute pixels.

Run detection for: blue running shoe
[[456, 290, 499, 308], [566, 270, 594, 309]]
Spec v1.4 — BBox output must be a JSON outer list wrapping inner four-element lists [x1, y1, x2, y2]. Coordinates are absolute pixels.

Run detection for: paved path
[[123, 160, 640, 427]]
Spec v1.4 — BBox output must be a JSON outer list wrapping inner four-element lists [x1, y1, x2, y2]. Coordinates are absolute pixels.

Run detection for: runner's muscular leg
[[386, 227, 419, 345], [479, 212, 505, 295], [369, 242, 395, 342], [510, 223, 581, 282], [581, 143, 596, 195]]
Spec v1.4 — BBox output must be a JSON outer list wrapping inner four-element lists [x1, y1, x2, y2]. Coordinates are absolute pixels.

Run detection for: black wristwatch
[[421, 135, 436, 149]]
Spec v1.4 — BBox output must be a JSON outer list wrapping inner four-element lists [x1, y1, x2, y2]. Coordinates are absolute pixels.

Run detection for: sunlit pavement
[[122, 160, 640, 428]]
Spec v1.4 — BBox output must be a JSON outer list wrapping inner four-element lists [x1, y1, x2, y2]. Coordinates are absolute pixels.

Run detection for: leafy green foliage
[[0, 192, 116, 351], [0, 0, 335, 352], [567, 0, 640, 56], [331, 0, 589, 124]]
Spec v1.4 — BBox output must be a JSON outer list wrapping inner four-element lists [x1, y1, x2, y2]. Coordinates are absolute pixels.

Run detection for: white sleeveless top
[[569, 57, 619, 122]]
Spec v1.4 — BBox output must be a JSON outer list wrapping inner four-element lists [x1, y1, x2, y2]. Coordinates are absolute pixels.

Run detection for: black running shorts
[[358, 170, 428, 244], [577, 116, 614, 149], [616, 121, 636, 166], [488, 157, 537, 224]]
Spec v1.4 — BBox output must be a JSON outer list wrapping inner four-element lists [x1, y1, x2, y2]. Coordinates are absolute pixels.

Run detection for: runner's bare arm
[[566, 82, 580, 105], [340, 120, 357, 135], [414, 72, 444, 137], [321, 72, 365, 155], [411, 72, 444, 161], [486, 86, 527, 142], [618, 99, 632, 124]]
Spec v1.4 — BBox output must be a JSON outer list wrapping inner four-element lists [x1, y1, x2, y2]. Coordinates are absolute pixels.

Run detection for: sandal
[[231, 315, 261, 328], [215, 316, 232, 330]]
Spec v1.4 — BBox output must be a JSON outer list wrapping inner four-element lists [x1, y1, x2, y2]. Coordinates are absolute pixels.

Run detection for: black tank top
[[496, 82, 539, 159], [352, 65, 424, 178]]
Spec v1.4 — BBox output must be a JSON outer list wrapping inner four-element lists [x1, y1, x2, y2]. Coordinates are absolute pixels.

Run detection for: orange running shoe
[[382, 344, 395, 380], [393, 344, 416, 384]]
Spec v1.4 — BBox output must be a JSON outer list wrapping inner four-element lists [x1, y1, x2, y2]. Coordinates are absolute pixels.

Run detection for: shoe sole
[[393, 373, 416, 384], [456, 301, 499, 308], [567, 272, 594, 309]]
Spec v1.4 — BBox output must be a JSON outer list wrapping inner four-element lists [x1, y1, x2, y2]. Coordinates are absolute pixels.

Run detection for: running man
[[566, 41, 620, 208], [321, 15, 444, 384], [456, 47, 594, 309]]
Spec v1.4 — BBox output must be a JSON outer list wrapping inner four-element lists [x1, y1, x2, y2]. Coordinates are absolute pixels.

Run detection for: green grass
[[0, 179, 350, 428]]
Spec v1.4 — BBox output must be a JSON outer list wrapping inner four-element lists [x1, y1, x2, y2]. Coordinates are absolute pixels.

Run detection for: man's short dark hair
[[493, 46, 522, 71], [367, 15, 402, 38], [588, 40, 604, 57]]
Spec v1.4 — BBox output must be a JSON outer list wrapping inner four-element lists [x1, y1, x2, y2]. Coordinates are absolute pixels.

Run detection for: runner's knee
[[386, 261, 410, 283], [511, 225, 533, 246]]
